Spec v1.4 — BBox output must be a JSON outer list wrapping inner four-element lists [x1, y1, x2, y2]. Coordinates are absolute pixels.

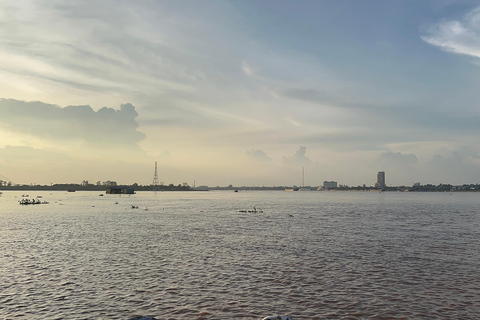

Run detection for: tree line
[[0, 180, 192, 191]]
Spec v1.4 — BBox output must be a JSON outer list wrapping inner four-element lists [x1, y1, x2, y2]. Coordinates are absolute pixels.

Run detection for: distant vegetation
[[194, 183, 480, 192], [335, 184, 480, 192], [1, 180, 480, 192], [0, 180, 192, 191]]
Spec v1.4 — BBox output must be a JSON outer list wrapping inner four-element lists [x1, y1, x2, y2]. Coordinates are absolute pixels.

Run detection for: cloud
[[0, 145, 72, 163], [379, 151, 418, 165], [0, 1, 237, 114], [414, 149, 480, 184], [422, 6, 480, 59], [471, 153, 480, 160], [427, 152, 463, 169], [242, 61, 256, 77], [0, 99, 145, 148], [159, 150, 171, 159], [246, 149, 272, 163], [284, 117, 302, 127], [280, 88, 342, 108], [282, 146, 313, 166]]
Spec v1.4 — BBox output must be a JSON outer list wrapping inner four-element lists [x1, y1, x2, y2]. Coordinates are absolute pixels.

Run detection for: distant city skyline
[[1, 168, 474, 189], [2, 1, 480, 186]]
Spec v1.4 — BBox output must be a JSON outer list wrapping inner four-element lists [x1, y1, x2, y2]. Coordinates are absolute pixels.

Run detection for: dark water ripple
[[1, 191, 479, 319]]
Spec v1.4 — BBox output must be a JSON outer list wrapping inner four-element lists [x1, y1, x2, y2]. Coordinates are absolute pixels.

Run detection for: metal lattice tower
[[152, 161, 159, 186], [0, 173, 13, 186]]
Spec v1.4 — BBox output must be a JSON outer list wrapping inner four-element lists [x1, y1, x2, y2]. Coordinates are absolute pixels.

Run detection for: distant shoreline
[[0, 185, 192, 192], [1, 187, 479, 193], [1, 182, 479, 193]]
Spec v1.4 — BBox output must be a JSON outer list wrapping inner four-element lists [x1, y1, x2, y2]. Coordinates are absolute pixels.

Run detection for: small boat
[[19, 199, 49, 205]]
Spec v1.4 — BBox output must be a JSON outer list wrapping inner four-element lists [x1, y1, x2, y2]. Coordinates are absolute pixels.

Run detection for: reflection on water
[[1, 191, 479, 319]]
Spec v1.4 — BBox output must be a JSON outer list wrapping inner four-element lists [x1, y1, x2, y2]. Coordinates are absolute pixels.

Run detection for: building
[[323, 181, 338, 189], [375, 171, 386, 188]]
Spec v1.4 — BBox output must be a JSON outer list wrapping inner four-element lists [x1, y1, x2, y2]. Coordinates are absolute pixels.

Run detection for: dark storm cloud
[[0, 99, 145, 147]]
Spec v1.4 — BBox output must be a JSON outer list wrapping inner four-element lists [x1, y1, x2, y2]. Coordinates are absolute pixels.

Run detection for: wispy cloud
[[0, 145, 72, 163], [422, 6, 480, 59], [242, 61, 256, 77]]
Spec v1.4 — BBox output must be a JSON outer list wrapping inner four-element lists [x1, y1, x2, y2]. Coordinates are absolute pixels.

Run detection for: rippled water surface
[[1, 190, 479, 319]]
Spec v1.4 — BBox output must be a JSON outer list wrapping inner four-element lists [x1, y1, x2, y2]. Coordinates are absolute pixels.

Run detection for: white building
[[323, 181, 338, 189]]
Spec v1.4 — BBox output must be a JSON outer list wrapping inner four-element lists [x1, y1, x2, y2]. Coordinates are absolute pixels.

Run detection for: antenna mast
[[152, 161, 159, 186], [302, 167, 305, 187]]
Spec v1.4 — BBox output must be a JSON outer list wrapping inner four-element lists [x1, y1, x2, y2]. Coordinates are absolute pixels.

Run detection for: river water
[[1, 190, 479, 319]]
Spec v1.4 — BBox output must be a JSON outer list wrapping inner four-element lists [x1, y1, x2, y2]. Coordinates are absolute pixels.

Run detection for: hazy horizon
[[2, 1, 480, 187]]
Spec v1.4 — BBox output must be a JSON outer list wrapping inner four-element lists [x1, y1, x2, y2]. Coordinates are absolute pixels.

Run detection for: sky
[[2, 0, 480, 187]]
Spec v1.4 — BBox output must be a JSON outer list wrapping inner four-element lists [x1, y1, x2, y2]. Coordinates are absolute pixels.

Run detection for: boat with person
[[19, 198, 49, 205]]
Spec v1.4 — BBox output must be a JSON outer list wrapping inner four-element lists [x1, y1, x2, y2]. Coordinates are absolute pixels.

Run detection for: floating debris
[[238, 206, 263, 213]]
